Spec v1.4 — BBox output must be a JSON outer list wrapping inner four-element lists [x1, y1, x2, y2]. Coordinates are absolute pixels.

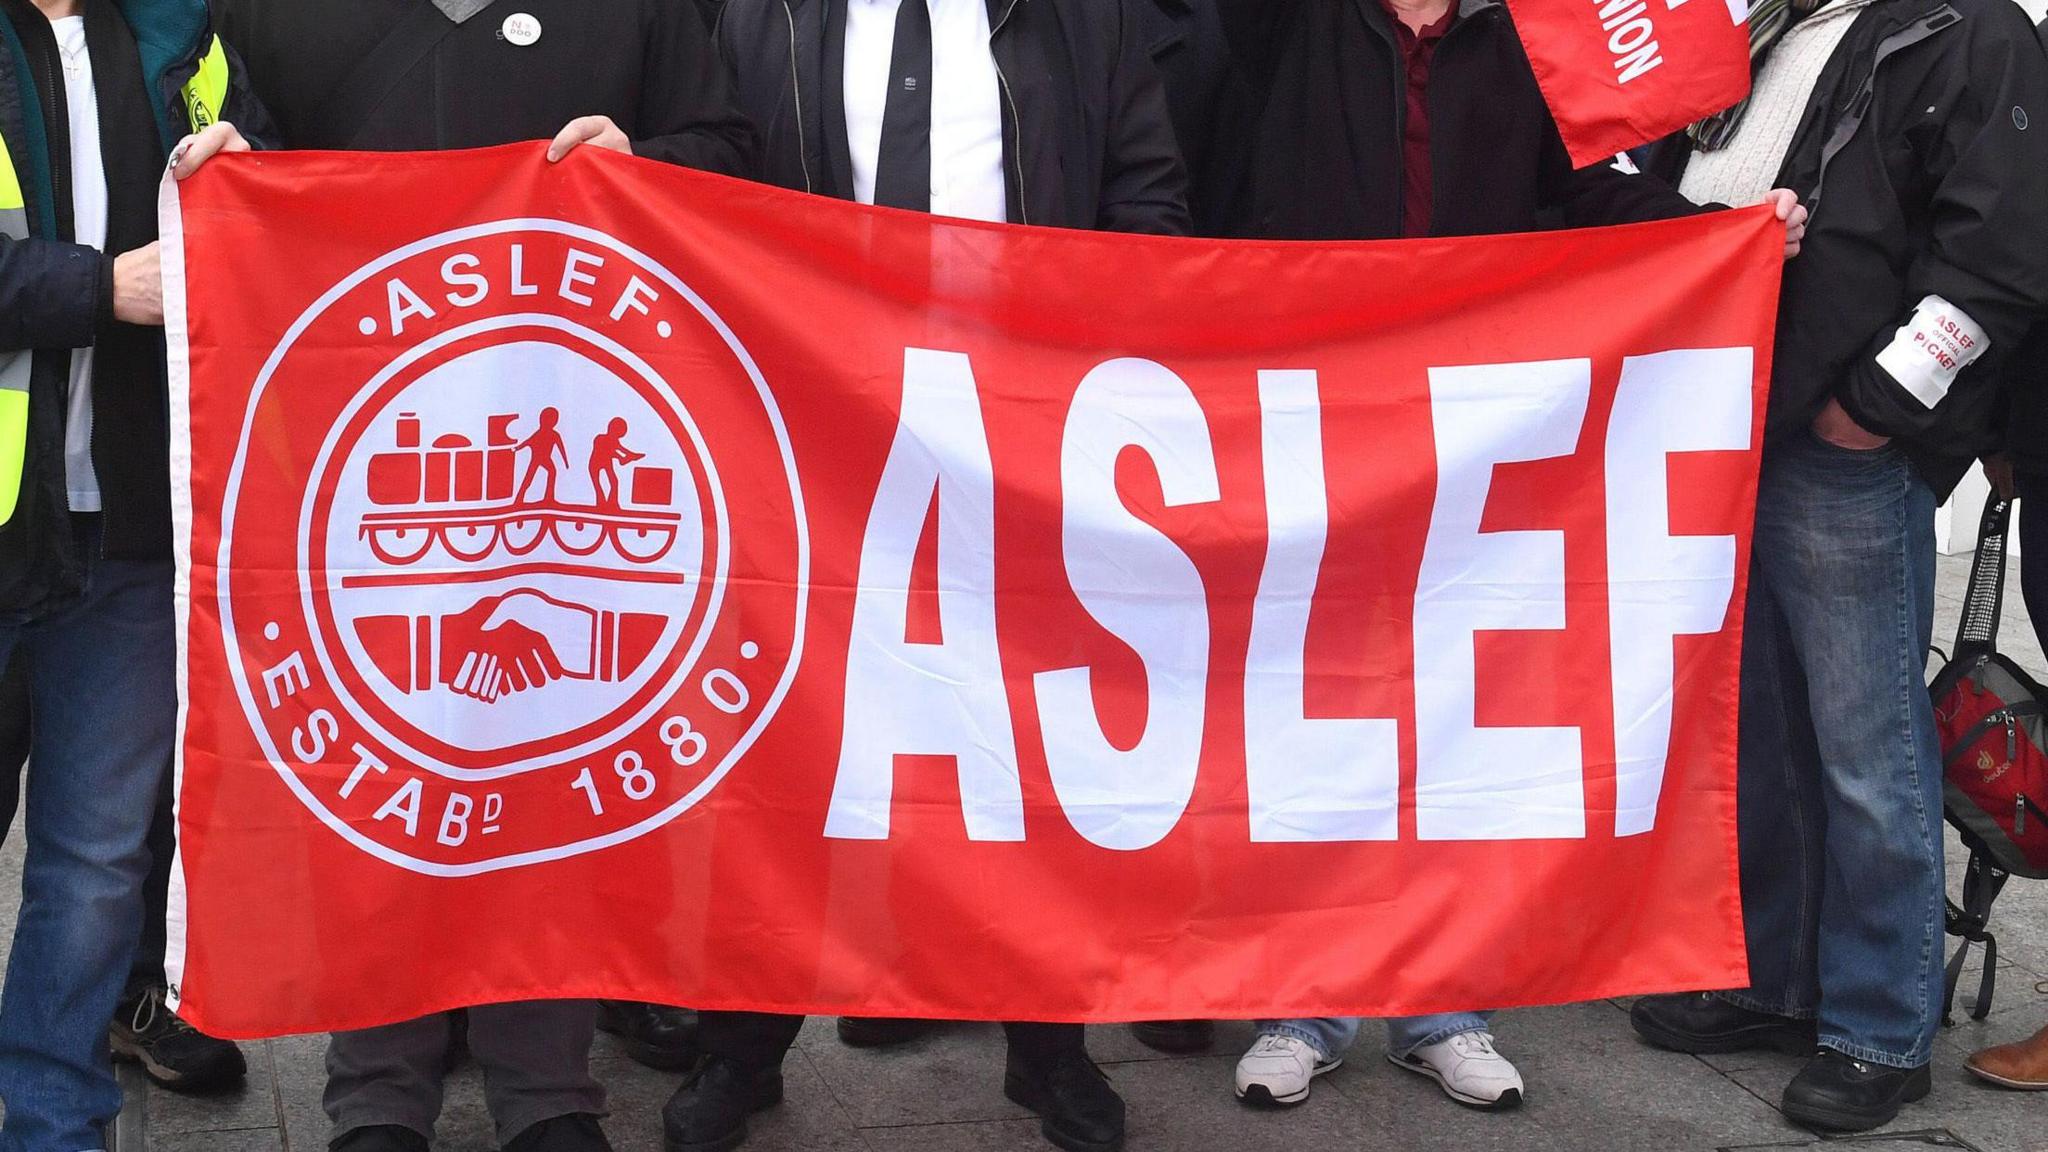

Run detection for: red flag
[[1506, 0, 1754, 166], [163, 145, 1780, 1037]]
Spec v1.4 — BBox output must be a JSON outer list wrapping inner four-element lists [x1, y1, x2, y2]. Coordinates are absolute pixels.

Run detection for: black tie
[[873, 0, 933, 211]]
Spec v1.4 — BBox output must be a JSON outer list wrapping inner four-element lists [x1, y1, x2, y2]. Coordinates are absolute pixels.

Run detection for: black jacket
[[1213, 0, 1703, 240], [1138, 0, 1232, 230], [217, 0, 755, 173], [714, 0, 1190, 234], [1643, 0, 2048, 494], [2007, 326, 2048, 474], [0, 0, 273, 619]]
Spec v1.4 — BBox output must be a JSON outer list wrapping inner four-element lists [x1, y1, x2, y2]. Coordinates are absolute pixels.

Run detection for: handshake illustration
[[441, 590, 603, 703], [353, 589, 666, 705]]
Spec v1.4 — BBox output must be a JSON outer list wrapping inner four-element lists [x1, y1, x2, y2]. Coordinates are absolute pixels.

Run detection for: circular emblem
[[2015, 106, 2030, 131], [220, 221, 806, 874], [500, 12, 542, 46]]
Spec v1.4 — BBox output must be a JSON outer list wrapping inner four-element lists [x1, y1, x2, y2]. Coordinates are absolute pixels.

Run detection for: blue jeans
[[1721, 433, 1943, 1068], [1257, 1013, 1495, 1061], [0, 543, 177, 1152]]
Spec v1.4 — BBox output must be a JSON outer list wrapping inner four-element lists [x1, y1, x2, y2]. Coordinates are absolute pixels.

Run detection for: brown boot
[[1965, 1025, 2048, 1090]]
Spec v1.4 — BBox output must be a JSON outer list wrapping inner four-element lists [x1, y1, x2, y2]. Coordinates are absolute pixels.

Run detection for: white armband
[[1874, 294, 1989, 410]]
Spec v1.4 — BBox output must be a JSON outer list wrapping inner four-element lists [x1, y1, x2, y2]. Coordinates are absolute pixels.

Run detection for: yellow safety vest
[[0, 35, 229, 527]]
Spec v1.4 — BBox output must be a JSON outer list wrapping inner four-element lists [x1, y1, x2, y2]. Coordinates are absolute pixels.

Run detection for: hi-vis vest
[[0, 34, 228, 527]]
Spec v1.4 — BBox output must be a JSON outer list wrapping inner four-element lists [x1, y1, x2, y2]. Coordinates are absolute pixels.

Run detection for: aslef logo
[[219, 220, 807, 874]]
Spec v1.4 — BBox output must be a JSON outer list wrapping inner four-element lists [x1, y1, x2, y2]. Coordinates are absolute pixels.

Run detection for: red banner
[[1507, 0, 1753, 166], [163, 145, 1780, 1038]]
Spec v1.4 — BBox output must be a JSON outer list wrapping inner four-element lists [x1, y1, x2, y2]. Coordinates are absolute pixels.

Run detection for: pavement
[[1, 553, 2044, 1152]]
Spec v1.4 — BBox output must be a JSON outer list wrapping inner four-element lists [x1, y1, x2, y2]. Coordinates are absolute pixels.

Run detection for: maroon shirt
[[1382, 0, 1457, 237]]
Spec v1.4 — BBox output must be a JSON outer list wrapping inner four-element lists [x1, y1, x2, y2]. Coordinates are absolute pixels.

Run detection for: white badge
[[501, 12, 542, 46]]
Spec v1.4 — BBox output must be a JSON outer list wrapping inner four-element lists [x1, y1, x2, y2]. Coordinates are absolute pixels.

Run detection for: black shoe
[[661, 1056, 785, 1152], [834, 1017, 937, 1048], [109, 987, 248, 1094], [1781, 1049, 1932, 1132], [1003, 1049, 1126, 1152], [1127, 1020, 1213, 1054], [503, 1112, 613, 1152], [1629, 993, 1817, 1055], [598, 1001, 700, 1071], [331, 1126, 430, 1152]]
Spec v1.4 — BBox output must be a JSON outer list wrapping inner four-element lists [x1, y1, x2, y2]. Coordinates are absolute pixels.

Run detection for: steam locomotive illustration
[[358, 411, 684, 566]]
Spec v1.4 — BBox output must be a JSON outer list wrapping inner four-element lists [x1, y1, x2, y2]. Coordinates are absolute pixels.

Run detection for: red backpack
[[1931, 499, 2048, 1024]]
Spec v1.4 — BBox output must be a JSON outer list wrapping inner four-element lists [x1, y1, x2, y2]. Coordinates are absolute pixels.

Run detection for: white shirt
[[844, 0, 1008, 223], [54, 15, 105, 513]]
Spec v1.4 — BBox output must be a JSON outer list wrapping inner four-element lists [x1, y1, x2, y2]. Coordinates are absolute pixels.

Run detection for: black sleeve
[[630, 0, 760, 178], [1096, 0, 1193, 237], [1540, 120, 1716, 227], [1836, 15, 2048, 442], [0, 236, 112, 352]]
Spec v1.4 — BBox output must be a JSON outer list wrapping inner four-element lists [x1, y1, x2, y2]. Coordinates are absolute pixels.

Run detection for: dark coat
[[1137, 0, 1232, 231], [1212, 0, 1704, 240], [216, 0, 755, 173], [714, 0, 1191, 235], [1644, 0, 2048, 494], [0, 0, 274, 619]]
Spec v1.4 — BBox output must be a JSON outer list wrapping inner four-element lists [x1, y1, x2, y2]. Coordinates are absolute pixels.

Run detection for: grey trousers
[[325, 1001, 605, 1145]]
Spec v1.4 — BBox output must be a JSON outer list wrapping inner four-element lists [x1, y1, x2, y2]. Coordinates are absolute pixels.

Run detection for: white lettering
[[1034, 359, 1219, 852], [386, 277, 437, 337], [559, 250, 603, 307], [825, 349, 1024, 841], [1414, 359, 1589, 840], [373, 778, 424, 838], [441, 253, 490, 309], [1245, 370, 1399, 842], [1607, 349, 1749, 835]]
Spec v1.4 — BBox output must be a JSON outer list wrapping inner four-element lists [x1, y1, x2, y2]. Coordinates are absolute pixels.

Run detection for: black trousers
[[697, 1012, 1085, 1070], [2019, 471, 2047, 655]]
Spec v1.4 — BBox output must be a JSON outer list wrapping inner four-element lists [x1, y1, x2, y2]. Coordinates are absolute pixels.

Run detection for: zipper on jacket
[[782, 0, 815, 194], [990, 0, 1027, 225], [1805, 7, 1960, 216]]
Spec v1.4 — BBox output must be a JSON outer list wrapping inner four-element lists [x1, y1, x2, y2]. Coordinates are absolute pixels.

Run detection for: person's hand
[[1984, 453, 2018, 500], [113, 243, 163, 326], [1761, 189, 1809, 259], [546, 116, 633, 162], [1812, 397, 1890, 451], [168, 122, 250, 181]]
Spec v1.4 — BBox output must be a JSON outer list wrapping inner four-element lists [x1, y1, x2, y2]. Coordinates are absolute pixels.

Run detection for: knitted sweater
[[1680, 0, 1878, 207]]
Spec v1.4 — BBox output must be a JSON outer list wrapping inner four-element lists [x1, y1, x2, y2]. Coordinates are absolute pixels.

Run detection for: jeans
[[0, 543, 177, 1152], [325, 1003, 604, 1146], [2019, 471, 2047, 654], [1721, 432, 1944, 1068], [126, 762, 178, 998], [1256, 1013, 1495, 1061]]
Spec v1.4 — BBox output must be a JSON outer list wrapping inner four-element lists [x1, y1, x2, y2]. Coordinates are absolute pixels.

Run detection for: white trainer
[[1234, 1033, 1341, 1107], [1389, 1029, 1525, 1110]]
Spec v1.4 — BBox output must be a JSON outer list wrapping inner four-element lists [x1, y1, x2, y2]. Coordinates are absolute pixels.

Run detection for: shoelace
[[1446, 1031, 1500, 1059], [129, 990, 198, 1039], [1249, 1035, 1307, 1059]]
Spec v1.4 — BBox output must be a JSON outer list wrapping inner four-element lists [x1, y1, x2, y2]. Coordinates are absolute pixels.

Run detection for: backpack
[[1932, 498, 2048, 1025]]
